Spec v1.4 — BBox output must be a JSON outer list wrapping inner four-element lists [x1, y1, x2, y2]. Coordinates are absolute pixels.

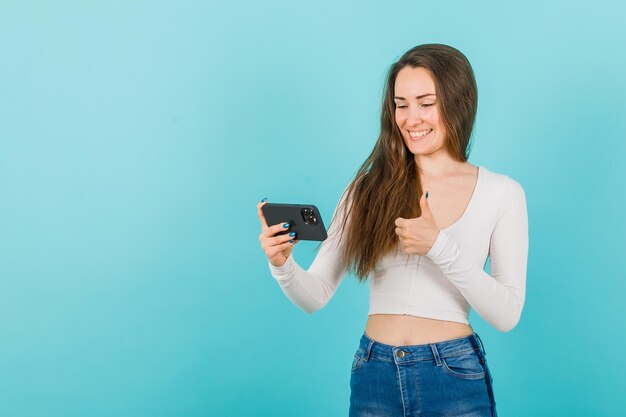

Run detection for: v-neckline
[[441, 165, 482, 231]]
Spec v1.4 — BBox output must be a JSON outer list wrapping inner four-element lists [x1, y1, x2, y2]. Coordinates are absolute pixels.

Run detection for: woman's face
[[394, 66, 447, 157]]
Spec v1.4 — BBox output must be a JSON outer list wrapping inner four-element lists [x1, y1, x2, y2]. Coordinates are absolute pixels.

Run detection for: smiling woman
[[394, 68, 443, 154], [257, 43, 527, 417]]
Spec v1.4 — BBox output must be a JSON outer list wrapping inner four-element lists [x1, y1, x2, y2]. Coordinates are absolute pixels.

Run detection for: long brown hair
[[332, 44, 478, 282]]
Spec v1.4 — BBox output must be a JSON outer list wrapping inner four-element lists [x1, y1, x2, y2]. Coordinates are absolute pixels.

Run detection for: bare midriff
[[365, 314, 474, 346]]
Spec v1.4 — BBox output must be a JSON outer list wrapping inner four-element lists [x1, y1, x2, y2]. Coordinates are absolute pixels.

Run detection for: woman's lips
[[408, 128, 433, 140]]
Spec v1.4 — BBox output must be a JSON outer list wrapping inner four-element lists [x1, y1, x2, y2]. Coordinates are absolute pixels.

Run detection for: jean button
[[396, 350, 407, 358]]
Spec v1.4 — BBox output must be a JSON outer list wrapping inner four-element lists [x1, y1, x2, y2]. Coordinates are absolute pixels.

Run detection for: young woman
[[256, 44, 528, 417]]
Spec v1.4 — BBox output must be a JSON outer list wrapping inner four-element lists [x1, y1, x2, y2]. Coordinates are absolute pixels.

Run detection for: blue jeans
[[349, 332, 497, 417]]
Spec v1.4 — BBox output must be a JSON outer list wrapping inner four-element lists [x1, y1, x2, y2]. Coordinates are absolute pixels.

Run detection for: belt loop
[[474, 332, 486, 356], [430, 343, 442, 367], [363, 338, 375, 362]]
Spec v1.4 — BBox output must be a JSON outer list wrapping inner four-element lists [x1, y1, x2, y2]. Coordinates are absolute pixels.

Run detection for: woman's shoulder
[[478, 166, 526, 210], [479, 165, 525, 193]]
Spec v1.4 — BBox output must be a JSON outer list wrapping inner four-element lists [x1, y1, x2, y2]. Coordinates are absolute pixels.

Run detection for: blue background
[[1, 1, 624, 416]]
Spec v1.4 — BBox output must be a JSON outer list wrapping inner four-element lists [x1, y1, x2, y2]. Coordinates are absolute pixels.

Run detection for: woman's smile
[[408, 128, 433, 139]]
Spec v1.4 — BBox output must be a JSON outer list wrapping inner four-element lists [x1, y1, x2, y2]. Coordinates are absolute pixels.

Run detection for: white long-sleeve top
[[268, 166, 529, 332]]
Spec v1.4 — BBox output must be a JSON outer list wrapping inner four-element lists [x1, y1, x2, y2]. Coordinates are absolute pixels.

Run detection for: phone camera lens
[[300, 207, 318, 225]]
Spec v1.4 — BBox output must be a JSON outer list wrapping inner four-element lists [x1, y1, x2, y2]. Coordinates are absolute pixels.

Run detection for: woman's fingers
[[267, 239, 297, 257], [260, 221, 292, 239], [257, 199, 299, 267], [263, 232, 298, 263], [259, 223, 296, 247]]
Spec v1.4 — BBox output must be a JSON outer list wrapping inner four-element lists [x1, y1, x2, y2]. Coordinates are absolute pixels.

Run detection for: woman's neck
[[414, 152, 466, 180]]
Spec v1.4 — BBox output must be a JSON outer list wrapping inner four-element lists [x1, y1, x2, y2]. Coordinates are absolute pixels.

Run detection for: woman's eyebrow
[[394, 94, 436, 100]]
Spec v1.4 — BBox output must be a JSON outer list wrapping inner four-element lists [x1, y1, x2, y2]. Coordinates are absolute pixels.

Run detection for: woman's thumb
[[419, 191, 431, 217]]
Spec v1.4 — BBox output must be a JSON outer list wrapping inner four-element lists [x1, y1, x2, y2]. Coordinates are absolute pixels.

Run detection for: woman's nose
[[407, 107, 423, 125]]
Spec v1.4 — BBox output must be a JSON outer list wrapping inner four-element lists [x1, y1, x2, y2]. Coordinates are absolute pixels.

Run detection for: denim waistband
[[356, 332, 487, 364]]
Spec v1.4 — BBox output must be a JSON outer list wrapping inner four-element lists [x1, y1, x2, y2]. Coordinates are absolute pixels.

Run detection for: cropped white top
[[268, 166, 528, 332]]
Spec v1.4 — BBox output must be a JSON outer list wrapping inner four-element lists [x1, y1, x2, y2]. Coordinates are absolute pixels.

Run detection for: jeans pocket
[[441, 349, 486, 380], [351, 348, 365, 373]]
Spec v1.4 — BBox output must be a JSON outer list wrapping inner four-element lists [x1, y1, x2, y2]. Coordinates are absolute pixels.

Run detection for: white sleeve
[[267, 194, 350, 314], [425, 177, 528, 332]]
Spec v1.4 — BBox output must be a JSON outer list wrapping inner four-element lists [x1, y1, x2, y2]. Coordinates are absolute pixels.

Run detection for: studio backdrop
[[1, 1, 624, 416]]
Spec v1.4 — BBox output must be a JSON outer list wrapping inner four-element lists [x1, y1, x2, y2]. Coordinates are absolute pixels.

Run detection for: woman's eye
[[395, 103, 433, 109]]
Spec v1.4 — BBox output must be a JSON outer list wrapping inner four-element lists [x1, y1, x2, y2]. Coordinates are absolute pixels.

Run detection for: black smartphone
[[262, 203, 328, 241]]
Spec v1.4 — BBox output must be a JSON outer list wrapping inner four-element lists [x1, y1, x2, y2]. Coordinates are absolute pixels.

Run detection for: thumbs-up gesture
[[394, 192, 440, 256]]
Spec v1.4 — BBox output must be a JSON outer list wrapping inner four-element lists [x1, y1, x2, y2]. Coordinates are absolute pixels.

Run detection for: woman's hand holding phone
[[257, 199, 299, 267]]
